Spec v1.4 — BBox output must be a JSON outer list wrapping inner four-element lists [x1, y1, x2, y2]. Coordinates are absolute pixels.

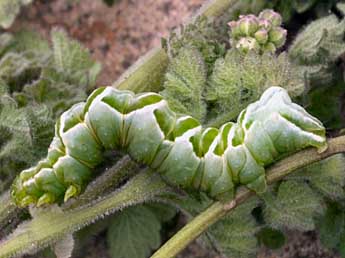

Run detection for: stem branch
[[151, 135, 345, 258], [0, 173, 168, 258]]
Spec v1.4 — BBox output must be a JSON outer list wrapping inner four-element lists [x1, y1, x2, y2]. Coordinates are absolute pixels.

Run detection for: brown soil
[[13, 1, 342, 258], [13, 0, 203, 85]]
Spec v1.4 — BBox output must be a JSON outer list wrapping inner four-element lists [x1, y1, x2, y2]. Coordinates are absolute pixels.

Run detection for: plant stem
[[150, 135, 345, 258], [0, 156, 139, 236], [0, 172, 169, 258], [63, 155, 139, 210], [0, 192, 20, 239]]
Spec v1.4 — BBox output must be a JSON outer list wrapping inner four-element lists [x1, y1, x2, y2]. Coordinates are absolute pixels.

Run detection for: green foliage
[[205, 49, 303, 126], [289, 13, 345, 85], [51, 29, 101, 89], [209, 197, 260, 258], [257, 227, 285, 249], [0, 0, 32, 29], [165, 16, 226, 74], [305, 82, 345, 130], [107, 204, 176, 258], [288, 154, 345, 201], [220, 0, 335, 23], [0, 29, 99, 191], [262, 181, 323, 231], [318, 202, 345, 255], [160, 46, 207, 121]]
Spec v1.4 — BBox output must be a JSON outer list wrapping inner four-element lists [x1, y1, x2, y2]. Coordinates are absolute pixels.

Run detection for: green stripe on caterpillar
[[11, 86, 327, 207]]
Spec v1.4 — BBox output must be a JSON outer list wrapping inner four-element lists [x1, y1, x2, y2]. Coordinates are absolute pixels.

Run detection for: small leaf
[[205, 49, 303, 126], [288, 154, 345, 200], [318, 202, 345, 250], [289, 14, 345, 85], [209, 197, 260, 258], [107, 205, 162, 258], [257, 227, 285, 249], [161, 46, 207, 121], [51, 28, 101, 87], [306, 83, 345, 130], [263, 181, 323, 231], [146, 203, 177, 222]]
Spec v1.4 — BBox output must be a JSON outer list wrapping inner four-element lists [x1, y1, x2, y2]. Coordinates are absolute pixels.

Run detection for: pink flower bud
[[236, 37, 260, 53], [238, 16, 259, 36], [259, 9, 282, 27], [269, 27, 287, 48], [254, 29, 268, 44], [258, 18, 272, 31], [263, 42, 276, 53], [228, 21, 241, 38]]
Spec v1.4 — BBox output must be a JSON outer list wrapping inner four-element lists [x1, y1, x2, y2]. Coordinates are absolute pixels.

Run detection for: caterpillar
[[11, 86, 327, 207]]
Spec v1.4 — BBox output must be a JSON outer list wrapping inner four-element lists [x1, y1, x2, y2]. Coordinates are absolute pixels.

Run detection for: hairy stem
[[0, 172, 169, 258], [63, 155, 139, 210], [0, 156, 139, 236], [151, 135, 345, 258], [0, 192, 20, 239]]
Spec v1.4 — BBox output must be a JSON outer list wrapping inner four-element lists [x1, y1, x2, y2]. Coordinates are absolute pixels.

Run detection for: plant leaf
[[288, 154, 345, 200], [208, 197, 260, 258], [262, 181, 323, 231], [205, 49, 303, 126], [0, 0, 33, 29], [161, 46, 207, 121], [257, 227, 286, 250], [107, 205, 162, 258]]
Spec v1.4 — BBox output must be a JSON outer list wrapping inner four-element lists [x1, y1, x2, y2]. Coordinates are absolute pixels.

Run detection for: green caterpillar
[[11, 86, 327, 207]]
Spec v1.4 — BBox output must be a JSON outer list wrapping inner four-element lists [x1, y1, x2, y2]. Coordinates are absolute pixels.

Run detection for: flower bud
[[258, 18, 272, 31], [238, 16, 259, 36], [263, 42, 276, 53], [236, 37, 259, 53], [269, 27, 287, 47], [259, 9, 282, 27], [254, 29, 268, 44], [228, 21, 241, 38]]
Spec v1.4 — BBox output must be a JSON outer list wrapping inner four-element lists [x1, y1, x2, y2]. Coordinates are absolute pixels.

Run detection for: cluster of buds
[[228, 9, 287, 53]]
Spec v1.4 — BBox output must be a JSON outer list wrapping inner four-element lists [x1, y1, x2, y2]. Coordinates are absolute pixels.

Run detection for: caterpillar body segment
[[11, 86, 327, 207]]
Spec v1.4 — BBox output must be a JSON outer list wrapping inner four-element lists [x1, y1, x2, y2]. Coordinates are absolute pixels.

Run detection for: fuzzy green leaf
[[51, 28, 101, 88], [257, 227, 285, 250], [206, 49, 303, 126], [262, 181, 323, 231], [161, 46, 207, 121], [107, 205, 162, 258], [0, 29, 99, 188], [166, 16, 226, 74], [146, 203, 177, 222], [0, 0, 32, 29], [289, 13, 345, 85], [288, 154, 345, 200], [209, 197, 260, 258], [305, 82, 345, 130], [318, 203, 345, 250]]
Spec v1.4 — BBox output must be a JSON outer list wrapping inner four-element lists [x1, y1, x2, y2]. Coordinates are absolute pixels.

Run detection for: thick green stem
[[151, 135, 345, 258], [0, 173, 169, 258]]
